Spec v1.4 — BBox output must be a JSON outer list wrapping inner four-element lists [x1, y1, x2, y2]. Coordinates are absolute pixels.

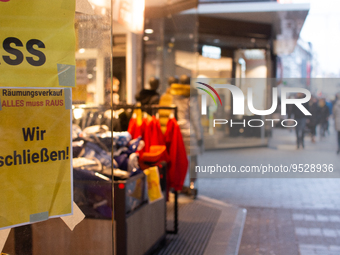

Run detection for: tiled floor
[[197, 127, 340, 255], [299, 244, 340, 255]]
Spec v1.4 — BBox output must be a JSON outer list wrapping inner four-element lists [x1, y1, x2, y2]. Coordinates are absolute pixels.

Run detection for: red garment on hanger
[[143, 117, 169, 162], [140, 117, 149, 140], [164, 118, 188, 191], [127, 116, 150, 140], [129, 116, 170, 168], [127, 117, 142, 139], [146, 117, 165, 147]]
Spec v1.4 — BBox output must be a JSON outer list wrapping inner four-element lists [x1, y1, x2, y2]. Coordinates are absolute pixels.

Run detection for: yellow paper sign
[[144, 166, 163, 203], [0, 88, 72, 230], [0, 0, 76, 88]]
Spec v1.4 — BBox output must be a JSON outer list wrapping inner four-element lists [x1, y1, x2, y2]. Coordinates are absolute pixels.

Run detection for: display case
[[114, 173, 166, 255]]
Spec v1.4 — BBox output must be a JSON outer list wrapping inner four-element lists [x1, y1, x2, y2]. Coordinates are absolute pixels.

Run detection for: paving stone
[[305, 214, 316, 221], [329, 245, 340, 251], [295, 227, 309, 236], [317, 215, 329, 222], [299, 249, 316, 255], [322, 229, 337, 238], [329, 215, 340, 222], [309, 228, 323, 236], [292, 213, 304, 221], [299, 244, 328, 250]]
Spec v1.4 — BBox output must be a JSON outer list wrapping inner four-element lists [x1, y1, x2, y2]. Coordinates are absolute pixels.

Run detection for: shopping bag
[[144, 166, 163, 204]]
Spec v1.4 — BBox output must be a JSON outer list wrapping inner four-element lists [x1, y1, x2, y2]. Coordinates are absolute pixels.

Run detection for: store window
[[2, 2, 116, 254], [142, 13, 198, 94], [1, 1, 198, 255], [194, 48, 272, 149]]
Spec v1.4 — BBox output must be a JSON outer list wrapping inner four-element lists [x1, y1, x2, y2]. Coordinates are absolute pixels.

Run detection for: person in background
[[292, 93, 309, 149], [103, 76, 125, 130], [307, 95, 320, 143], [135, 77, 160, 106], [158, 76, 178, 133], [170, 74, 203, 197], [318, 98, 330, 138], [167, 76, 179, 87], [325, 98, 333, 135], [333, 94, 340, 154], [104, 76, 120, 106]]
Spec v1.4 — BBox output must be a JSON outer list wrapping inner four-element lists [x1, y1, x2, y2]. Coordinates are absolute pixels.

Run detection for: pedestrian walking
[[307, 95, 320, 143], [332, 94, 340, 154], [325, 98, 333, 135], [292, 93, 309, 149], [318, 98, 330, 138]]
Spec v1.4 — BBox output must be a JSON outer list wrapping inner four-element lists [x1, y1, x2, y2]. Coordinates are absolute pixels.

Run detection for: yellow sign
[[0, 88, 72, 230], [0, 0, 76, 88]]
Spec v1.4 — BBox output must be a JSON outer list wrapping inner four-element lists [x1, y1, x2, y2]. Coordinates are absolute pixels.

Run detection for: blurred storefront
[[277, 39, 313, 80], [141, 0, 310, 149], [72, 0, 311, 148]]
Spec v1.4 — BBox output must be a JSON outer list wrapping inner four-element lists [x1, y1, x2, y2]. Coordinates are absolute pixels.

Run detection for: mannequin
[[135, 77, 160, 105]]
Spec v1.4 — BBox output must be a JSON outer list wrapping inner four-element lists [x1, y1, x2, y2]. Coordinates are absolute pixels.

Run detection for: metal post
[[174, 190, 178, 234]]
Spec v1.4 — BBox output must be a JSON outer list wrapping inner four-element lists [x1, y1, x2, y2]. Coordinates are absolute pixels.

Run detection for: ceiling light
[[144, 29, 154, 34], [88, 0, 108, 7]]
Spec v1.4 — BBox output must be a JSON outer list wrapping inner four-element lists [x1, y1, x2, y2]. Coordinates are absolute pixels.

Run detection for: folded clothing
[[73, 157, 98, 169], [83, 142, 111, 168], [97, 131, 132, 148]]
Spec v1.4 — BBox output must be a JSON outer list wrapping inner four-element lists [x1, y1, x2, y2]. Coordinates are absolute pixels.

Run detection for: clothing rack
[[112, 104, 178, 120], [112, 103, 179, 235]]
